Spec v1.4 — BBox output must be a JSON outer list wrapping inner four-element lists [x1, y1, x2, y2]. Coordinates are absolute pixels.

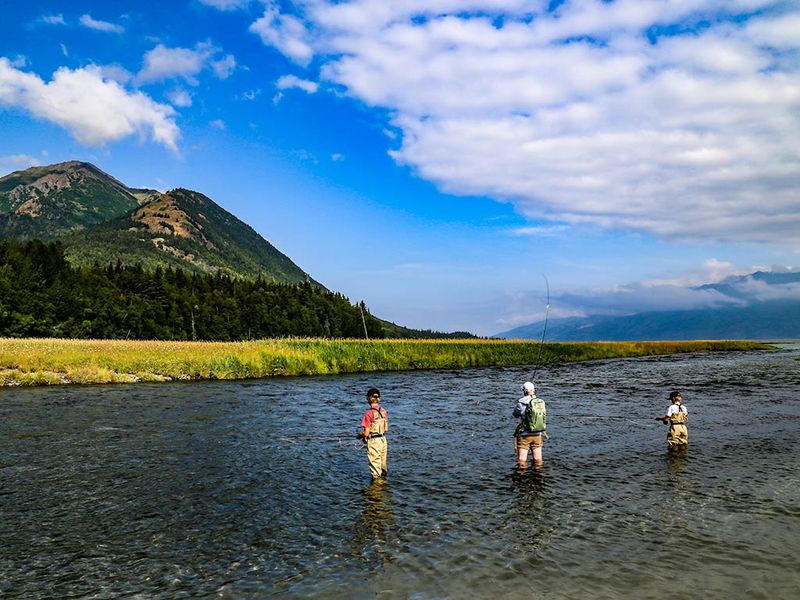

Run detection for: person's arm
[[513, 399, 525, 418], [358, 411, 372, 440]]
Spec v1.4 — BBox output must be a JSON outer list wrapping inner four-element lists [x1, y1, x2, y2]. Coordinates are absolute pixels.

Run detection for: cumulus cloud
[[250, 0, 800, 244], [137, 43, 236, 86], [250, 4, 313, 66], [0, 58, 179, 151], [276, 74, 318, 93], [79, 14, 125, 34]]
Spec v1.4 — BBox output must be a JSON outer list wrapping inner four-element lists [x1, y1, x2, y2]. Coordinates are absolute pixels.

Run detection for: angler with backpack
[[513, 381, 547, 468]]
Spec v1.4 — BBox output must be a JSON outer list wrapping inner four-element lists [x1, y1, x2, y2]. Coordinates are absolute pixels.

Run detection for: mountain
[[61, 188, 319, 284], [497, 272, 800, 341], [696, 271, 800, 299], [0, 161, 141, 239], [0, 162, 318, 285]]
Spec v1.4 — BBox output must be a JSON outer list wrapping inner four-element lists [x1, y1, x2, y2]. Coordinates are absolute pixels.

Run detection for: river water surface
[[2, 346, 799, 599]]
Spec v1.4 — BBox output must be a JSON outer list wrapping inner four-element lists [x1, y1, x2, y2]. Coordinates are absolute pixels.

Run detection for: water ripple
[[1, 348, 799, 598]]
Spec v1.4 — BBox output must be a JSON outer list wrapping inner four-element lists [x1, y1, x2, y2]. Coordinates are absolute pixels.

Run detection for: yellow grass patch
[[0, 338, 774, 386]]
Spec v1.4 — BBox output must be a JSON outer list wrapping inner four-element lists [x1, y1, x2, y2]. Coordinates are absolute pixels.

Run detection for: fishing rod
[[279, 434, 360, 440], [531, 274, 550, 381]]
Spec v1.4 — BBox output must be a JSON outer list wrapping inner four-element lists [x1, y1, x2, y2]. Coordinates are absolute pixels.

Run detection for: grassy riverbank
[[0, 338, 774, 386]]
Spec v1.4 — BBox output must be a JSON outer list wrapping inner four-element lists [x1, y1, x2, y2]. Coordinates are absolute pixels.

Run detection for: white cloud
[[331, 152, 344, 162], [9, 55, 27, 68], [210, 119, 226, 129], [40, 14, 66, 26], [276, 74, 318, 93], [137, 43, 236, 85], [510, 225, 570, 237], [97, 64, 133, 85], [79, 14, 125, 34], [167, 88, 193, 107], [250, 1, 800, 244], [199, 0, 250, 10], [212, 54, 237, 79], [138, 44, 209, 85], [240, 88, 261, 101], [250, 5, 314, 66], [555, 283, 743, 316], [0, 58, 180, 151], [0, 154, 40, 169]]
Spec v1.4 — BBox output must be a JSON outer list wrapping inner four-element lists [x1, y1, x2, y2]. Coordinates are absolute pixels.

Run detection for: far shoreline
[[0, 338, 775, 387]]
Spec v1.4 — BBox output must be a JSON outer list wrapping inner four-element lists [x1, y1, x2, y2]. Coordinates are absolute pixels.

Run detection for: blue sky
[[1, 0, 798, 336]]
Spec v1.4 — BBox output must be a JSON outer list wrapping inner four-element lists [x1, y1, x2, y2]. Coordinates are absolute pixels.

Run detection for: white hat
[[522, 381, 535, 393]]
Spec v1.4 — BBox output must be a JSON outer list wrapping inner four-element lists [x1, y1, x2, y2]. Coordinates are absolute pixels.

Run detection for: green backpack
[[523, 397, 546, 433]]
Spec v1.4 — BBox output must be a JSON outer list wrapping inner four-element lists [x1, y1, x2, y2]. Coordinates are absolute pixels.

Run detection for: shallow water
[[2, 346, 799, 599]]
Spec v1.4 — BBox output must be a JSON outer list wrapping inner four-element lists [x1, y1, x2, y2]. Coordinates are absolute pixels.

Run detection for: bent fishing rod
[[531, 274, 551, 381]]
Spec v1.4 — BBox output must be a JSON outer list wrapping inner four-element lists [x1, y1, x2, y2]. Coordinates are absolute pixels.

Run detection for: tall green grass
[[0, 338, 774, 386]]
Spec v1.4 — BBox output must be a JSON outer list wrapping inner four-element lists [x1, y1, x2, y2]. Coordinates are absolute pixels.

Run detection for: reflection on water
[[351, 481, 396, 570], [1, 346, 800, 598]]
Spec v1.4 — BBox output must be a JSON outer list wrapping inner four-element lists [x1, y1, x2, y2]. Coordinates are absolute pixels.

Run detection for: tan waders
[[365, 407, 388, 479], [667, 411, 688, 447], [367, 435, 388, 479]]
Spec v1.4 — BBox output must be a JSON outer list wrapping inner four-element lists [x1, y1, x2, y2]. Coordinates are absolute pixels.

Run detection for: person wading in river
[[513, 381, 547, 468], [358, 387, 388, 480], [660, 391, 688, 448]]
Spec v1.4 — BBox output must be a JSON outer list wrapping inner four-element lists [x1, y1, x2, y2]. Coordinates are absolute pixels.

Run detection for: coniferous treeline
[[0, 239, 384, 340]]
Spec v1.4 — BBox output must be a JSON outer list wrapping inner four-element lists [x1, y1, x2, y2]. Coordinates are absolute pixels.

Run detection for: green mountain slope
[[0, 161, 140, 239], [0, 162, 319, 286], [62, 188, 320, 285]]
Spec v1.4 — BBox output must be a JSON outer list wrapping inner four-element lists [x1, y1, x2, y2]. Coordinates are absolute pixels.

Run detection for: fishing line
[[531, 274, 550, 382]]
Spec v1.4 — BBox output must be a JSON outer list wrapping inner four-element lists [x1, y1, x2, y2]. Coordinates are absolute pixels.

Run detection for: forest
[[0, 239, 384, 340]]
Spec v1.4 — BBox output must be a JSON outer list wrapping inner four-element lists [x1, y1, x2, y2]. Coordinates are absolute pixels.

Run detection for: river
[[2, 345, 799, 599]]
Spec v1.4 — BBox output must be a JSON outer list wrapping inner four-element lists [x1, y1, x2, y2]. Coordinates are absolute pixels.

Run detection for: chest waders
[[366, 407, 388, 479], [667, 407, 688, 447]]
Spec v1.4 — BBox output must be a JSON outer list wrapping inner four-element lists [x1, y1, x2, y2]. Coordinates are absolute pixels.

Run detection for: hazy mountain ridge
[[498, 272, 800, 341]]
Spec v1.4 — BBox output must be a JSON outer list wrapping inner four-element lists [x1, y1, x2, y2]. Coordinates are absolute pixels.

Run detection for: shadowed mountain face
[[0, 162, 318, 285], [0, 161, 141, 239]]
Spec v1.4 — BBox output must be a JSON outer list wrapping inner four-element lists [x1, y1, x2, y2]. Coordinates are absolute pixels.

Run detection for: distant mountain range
[[0, 161, 318, 285], [497, 271, 800, 341]]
